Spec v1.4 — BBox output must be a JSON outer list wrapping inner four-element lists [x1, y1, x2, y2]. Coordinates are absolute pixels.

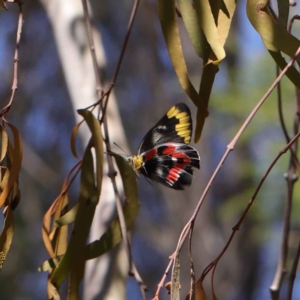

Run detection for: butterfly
[[127, 103, 200, 189]]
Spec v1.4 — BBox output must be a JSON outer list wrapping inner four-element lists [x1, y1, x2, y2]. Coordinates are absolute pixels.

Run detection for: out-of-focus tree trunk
[[39, 1, 128, 299]]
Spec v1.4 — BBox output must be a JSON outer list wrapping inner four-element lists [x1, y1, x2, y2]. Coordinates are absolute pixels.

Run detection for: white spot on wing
[[157, 125, 167, 130]]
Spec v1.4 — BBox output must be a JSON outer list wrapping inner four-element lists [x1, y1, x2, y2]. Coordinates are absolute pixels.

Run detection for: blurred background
[[1, 0, 300, 299]]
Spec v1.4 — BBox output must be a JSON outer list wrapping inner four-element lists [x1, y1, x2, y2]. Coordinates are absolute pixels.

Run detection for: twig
[[286, 44, 300, 300], [287, 239, 300, 299], [81, 0, 147, 298], [0, 1, 23, 118], [154, 46, 300, 297], [83, 0, 140, 114], [270, 18, 300, 300], [276, 64, 300, 174], [204, 132, 300, 290], [188, 221, 195, 300]]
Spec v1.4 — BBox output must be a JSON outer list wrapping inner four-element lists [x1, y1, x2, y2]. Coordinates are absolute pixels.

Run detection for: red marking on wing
[[162, 146, 176, 155], [145, 148, 157, 160], [172, 152, 191, 164], [166, 167, 181, 183]]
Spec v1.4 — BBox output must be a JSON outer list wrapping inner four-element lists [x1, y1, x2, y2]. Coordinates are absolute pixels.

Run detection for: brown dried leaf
[[194, 279, 208, 300], [0, 125, 8, 162], [0, 122, 22, 208], [0, 0, 8, 10], [0, 207, 14, 270], [42, 185, 68, 258], [70, 121, 83, 158]]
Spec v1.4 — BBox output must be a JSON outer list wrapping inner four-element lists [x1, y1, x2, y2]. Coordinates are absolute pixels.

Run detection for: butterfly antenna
[[144, 176, 153, 187], [113, 142, 129, 156], [141, 166, 153, 187], [104, 150, 120, 156]]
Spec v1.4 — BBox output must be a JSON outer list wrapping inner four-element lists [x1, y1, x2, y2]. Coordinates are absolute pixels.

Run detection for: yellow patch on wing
[[167, 106, 180, 119], [167, 105, 191, 144], [178, 130, 191, 143]]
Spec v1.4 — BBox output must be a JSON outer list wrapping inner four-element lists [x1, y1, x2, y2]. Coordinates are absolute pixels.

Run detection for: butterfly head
[[127, 155, 144, 174]]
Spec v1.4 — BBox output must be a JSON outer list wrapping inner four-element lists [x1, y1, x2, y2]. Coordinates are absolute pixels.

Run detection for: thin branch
[[81, 0, 103, 97], [111, 0, 140, 86], [286, 51, 300, 300], [188, 221, 195, 300], [154, 46, 300, 297], [203, 131, 300, 287], [287, 239, 300, 299], [277, 66, 290, 143], [83, 0, 140, 112], [270, 17, 300, 300], [179, 45, 300, 252], [0, 1, 23, 117]]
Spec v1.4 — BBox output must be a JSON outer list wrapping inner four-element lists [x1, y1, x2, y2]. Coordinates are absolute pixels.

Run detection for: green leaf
[[50, 110, 103, 288], [38, 256, 62, 272], [247, 0, 300, 88], [158, 0, 208, 118], [86, 154, 140, 259], [50, 147, 98, 287], [217, 0, 237, 47], [195, 64, 218, 142], [177, 0, 205, 58], [77, 109, 104, 199], [277, 0, 289, 27], [55, 204, 79, 227], [193, 0, 225, 63], [268, 50, 300, 89]]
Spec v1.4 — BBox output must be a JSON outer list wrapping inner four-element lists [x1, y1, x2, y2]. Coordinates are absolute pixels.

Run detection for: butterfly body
[[127, 103, 200, 190]]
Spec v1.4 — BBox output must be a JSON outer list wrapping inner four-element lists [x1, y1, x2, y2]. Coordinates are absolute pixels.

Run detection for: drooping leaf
[[70, 121, 83, 159], [47, 279, 60, 300], [50, 146, 98, 287], [0, 122, 22, 208], [177, 1, 205, 58], [158, 0, 208, 119], [78, 109, 104, 198], [53, 194, 68, 257], [0, 0, 7, 10], [42, 161, 82, 259], [67, 259, 84, 300], [195, 63, 219, 142], [185, 277, 208, 300], [0, 207, 14, 270], [216, 0, 237, 47], [277, 0, 289, 27], [55, 204, 79, 227], [0, 125, 8, 162], [38, 256, 62, 272], [42, 192, 68, 258], [247, 0, 300, 89], [193, 0, 225, 64], [86, 154, 139, 259]]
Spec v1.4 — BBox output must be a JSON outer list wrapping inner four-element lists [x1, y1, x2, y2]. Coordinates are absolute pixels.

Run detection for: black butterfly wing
[[139, 143, 200, 190], [138, 103, 193, 154]]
